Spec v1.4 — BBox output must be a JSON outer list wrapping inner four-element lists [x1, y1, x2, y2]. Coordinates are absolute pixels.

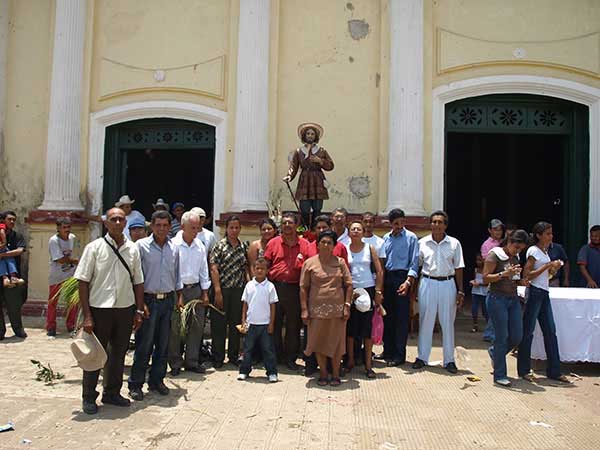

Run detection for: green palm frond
[[50, 277, 80, 315]]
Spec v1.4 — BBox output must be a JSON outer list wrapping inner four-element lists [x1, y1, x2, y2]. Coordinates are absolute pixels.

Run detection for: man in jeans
[[75, 207, 145, 414], [264, 212, 310, 370], [129, 211, 183, 400]]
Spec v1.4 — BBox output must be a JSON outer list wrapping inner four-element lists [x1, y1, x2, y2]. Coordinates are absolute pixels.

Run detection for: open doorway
[[103, 118, 216, 227], [444, 94, 589, 280], [446, 133, 565, 270]]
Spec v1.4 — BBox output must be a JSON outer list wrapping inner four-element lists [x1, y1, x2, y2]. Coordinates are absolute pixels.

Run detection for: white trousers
[[417, 278, 457, 365]]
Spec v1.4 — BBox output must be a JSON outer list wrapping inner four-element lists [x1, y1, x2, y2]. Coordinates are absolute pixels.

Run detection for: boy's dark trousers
[[239, 324, 277, 376]]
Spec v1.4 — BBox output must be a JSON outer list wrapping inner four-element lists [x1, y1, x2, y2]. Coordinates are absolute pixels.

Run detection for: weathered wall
[[275, 0, 382, 214], [1, 0, 51, 217]]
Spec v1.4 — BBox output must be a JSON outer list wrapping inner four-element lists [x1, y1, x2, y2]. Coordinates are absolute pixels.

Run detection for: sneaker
[[268, 374, 278, 383], [129, 387, 144, 401], [237, 373, 248, 381], [47, 329, 56, 337], [495, 378, 511, 387]]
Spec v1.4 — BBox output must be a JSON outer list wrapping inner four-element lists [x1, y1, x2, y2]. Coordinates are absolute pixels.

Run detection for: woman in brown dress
[[300, 230, 353, 386]]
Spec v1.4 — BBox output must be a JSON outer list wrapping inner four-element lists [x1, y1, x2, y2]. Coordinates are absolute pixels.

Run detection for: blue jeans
[[239, 324, 277, 376], [483, 296, 496, 342], [0, 250, 18, 276], [487, 293, 523, 381], [128, 294, 174, 388], [517, 286, 561, 379], [471, 293, 488, 321], [382, 270, 409, 363]]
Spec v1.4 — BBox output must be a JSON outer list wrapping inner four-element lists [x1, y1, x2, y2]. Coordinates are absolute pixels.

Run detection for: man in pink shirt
[[480, 219, 505, 258]]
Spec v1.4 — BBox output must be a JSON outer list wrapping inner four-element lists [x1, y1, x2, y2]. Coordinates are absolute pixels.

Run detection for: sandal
[[522, 372, 537, 382], [365, 369, 376, 379], [329, 377, 341, 387], [552, 375, 571, 383], [317, 377, 328, 386]]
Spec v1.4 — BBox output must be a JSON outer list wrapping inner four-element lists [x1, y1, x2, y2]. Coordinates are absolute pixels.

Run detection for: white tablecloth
[[516, 287, 600, 362]]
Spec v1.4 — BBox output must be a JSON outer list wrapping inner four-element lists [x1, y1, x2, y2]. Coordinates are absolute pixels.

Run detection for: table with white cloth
[[517, 286, 600, 362]]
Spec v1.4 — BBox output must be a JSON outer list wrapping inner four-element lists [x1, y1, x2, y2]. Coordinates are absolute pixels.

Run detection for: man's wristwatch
[[375, 290, 383, 295], [344, 302, 351, 307], [405, 279, 412, 286], [457, 291, 465, 296], [136, 309, 145, 316]]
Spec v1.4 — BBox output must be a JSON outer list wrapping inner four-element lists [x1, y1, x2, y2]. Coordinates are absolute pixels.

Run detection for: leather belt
[[145, 292, 172, 300], [183, 283, 199, 289], [422, 274, 454, 281]]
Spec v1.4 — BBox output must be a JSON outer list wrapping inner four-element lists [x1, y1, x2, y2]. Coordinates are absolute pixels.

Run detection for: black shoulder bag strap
[[103, 237, 135, 288]]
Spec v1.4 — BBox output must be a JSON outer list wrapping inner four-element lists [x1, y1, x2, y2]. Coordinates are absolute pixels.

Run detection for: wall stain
[[348, 19, 369, 40]]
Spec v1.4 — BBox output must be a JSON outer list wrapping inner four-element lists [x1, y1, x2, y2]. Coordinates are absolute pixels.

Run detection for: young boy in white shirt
[[237, 257, 279, 382]]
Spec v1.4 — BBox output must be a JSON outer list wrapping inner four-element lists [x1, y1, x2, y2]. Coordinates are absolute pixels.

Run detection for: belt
[[145, 292, 173, 300], [183, 282, 199, 289], [422, 274, 454, 281], [387, 269, 408, 274]]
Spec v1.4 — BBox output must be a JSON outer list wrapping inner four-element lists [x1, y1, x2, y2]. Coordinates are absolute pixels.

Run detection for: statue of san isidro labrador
[[282, 123, 335, 228]]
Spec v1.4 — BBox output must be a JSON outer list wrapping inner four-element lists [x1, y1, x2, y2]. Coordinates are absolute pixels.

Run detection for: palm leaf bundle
[[179, 299, 203, 338], [50, 276, 80, 315]]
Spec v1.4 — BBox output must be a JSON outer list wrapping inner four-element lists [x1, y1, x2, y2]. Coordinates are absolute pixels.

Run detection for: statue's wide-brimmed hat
[[297, 122, 324, 140]]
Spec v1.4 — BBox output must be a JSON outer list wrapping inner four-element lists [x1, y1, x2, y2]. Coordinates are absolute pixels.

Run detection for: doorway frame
[[88, 101, 227, 234], [432, 75, 600, 229]]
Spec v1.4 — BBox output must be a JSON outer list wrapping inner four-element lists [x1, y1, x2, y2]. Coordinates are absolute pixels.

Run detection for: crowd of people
[[2, 195, 600, 415]]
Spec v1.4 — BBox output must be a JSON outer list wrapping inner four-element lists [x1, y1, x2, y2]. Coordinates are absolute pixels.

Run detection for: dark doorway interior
[[126, 148, 215, 220], [103, 118, 216, 227], [446, 133, 565, 271]]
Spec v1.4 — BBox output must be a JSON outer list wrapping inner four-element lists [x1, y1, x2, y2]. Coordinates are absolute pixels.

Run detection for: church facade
[[0, 0, 598, 299]]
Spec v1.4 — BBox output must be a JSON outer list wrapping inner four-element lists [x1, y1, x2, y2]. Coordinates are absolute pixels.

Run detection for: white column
[[386, 0, 426, 216], [39, 0, 86, 210], [230, 0, 270, 211]]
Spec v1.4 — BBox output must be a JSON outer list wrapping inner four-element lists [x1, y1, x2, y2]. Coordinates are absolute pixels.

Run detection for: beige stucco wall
[[1, 0, 51, 216]]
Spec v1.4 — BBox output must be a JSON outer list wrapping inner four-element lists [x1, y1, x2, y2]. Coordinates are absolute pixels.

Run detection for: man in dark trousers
[[75, 207, 145, 414]]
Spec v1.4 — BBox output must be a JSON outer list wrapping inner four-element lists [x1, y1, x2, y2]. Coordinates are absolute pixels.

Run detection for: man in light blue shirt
[[129, 211, 183, 401], [381, 208, 419, 366]]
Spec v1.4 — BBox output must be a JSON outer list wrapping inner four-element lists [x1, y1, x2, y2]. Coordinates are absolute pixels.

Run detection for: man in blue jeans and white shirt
[[129, 210, 183, 400]]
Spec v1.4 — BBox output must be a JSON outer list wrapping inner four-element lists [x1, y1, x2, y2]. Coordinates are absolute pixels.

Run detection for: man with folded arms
[[129, 211, 183, 400], [168, 211, 211, 374], [75, 207, 145, 415]]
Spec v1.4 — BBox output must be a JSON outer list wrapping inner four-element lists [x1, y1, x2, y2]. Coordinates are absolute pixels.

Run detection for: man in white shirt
[[331, 208, 350, 246], [46, 217, 79, 336], [361, 212, 386, 259], [168, 211, 211, 375], [75, 208, 145, 415], [413, 210, 465, 374], [174, 207, 217, 254]]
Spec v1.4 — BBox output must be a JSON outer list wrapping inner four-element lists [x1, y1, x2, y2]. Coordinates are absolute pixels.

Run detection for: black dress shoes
[[412, 359, 426, 370], [129, 387, 144, 401], [82, 400, 98, 415], [149, 382, 170, 396], [101, 394, 131, 407], [446, 362, 458, 374], [171, 368, 181, 376]]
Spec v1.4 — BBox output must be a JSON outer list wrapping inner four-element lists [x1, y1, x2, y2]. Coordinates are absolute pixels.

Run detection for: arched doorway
[[445, 93, 589, 281], [102, 118, 216, 223]]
